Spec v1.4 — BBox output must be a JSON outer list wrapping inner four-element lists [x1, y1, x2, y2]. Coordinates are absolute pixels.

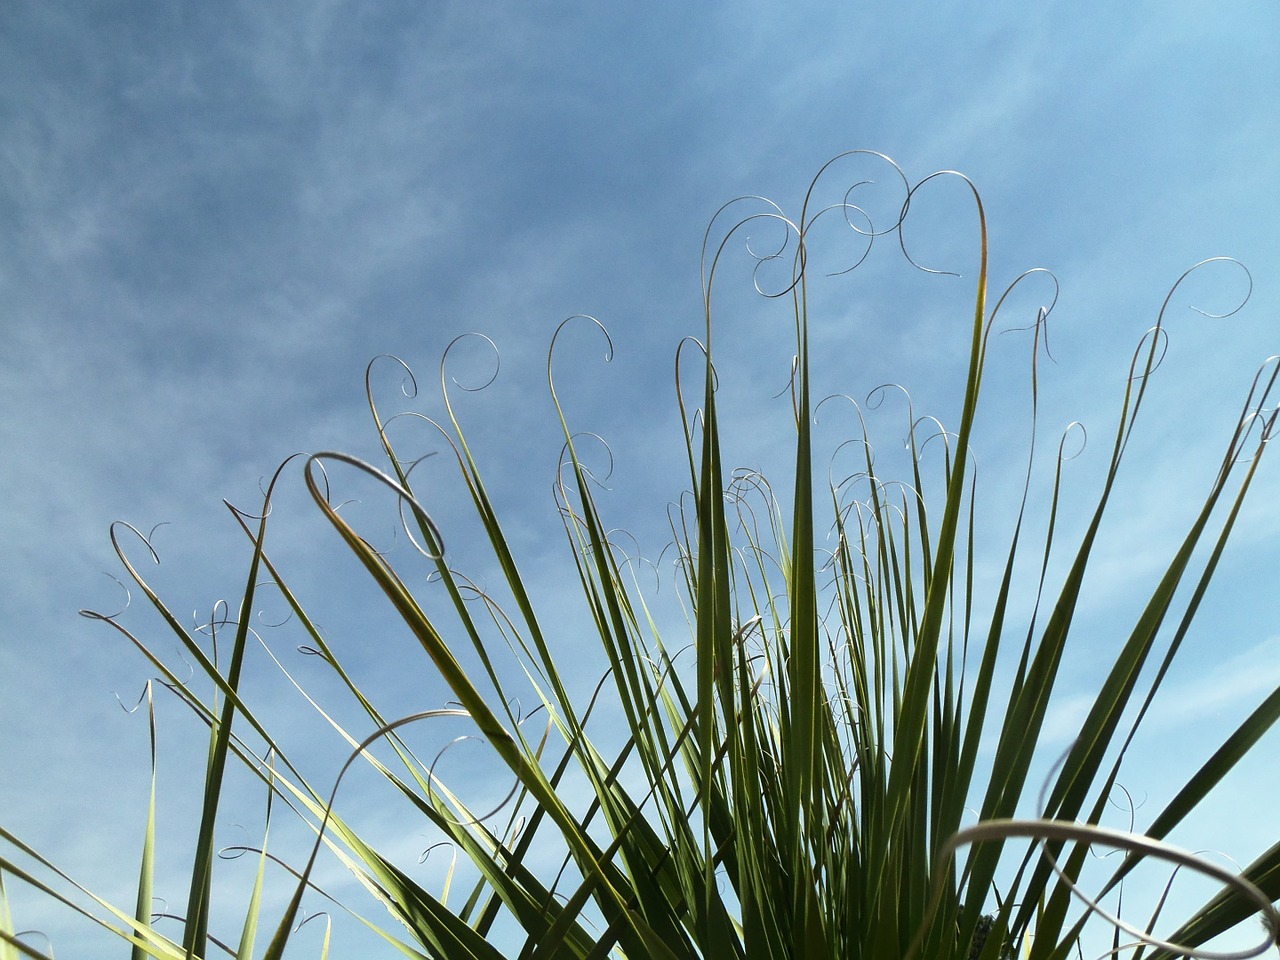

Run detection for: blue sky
[[3, 1, 1280, 956]]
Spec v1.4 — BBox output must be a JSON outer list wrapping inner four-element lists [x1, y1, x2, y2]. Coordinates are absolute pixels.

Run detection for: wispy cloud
[[3, 1, 1278, 953]]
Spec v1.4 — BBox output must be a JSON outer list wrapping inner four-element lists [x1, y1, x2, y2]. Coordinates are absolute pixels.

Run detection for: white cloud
[[4, 1, 1278, 954]]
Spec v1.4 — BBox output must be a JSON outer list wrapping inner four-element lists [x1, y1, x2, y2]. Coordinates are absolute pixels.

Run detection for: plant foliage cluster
[[3, 153, 1279, 960]]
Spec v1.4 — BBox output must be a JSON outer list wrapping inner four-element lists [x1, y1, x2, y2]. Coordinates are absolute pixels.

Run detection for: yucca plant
[[3, 152, 1279, 959]]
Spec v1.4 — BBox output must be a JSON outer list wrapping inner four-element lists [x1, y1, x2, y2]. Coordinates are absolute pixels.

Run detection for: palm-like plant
[[3, 152, 1279, 960]]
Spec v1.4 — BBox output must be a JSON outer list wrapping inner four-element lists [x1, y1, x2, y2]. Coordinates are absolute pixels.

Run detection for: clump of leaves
[[3, 152, 1279, 960]]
